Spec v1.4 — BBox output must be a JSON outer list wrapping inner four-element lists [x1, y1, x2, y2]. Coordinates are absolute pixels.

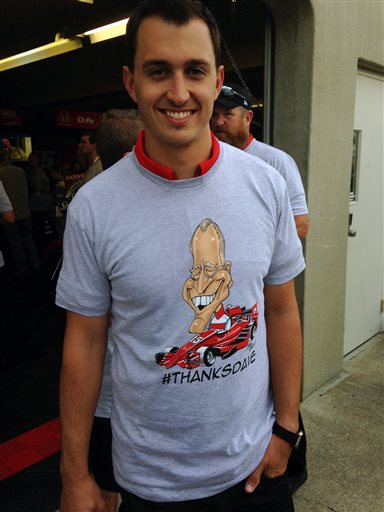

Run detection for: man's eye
[[188, 67, 205, 78], [149, 68, 167, 78]]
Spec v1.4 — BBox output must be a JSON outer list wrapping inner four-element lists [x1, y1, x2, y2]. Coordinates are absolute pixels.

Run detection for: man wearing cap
[[211, 83, 309, 239]]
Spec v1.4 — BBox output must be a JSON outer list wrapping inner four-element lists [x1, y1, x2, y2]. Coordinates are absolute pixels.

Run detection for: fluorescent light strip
[[0, 17, 129, 71], [83, 18, 129, 44], [0, 38, 83, 72]]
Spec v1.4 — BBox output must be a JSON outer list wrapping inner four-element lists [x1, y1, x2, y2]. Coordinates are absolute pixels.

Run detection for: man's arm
[[294, 213, 309, 239], [60, 311, 109, 512], [245, 279, 302, 492], [0, 209, 15, 223]]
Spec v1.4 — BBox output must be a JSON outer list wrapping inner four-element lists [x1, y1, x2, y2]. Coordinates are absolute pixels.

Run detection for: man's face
[[183, 224, 232, 334], [123, 17, 224, 158], [210, 104, 252, 149], [78, 135, 92, 156]]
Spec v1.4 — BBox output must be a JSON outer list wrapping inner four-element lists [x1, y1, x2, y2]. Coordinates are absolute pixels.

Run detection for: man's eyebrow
[[142, 60, 169, 70], [142, 59, 212, 70]]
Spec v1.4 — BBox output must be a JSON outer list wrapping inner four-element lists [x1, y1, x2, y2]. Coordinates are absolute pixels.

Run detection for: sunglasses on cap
[[220, 85, 251, 109]]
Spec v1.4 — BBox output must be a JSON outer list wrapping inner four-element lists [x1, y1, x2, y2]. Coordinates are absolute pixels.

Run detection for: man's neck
[[145, 129, 213, 180], [90, 151, 99, 165]]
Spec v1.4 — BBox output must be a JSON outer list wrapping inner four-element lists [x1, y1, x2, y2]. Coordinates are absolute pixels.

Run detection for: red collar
[[242, 134, 254, 150], [134, 130, 220, 180]]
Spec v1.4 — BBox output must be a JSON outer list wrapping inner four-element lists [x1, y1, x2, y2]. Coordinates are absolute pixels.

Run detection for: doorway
[[344, 70, 384, 355]]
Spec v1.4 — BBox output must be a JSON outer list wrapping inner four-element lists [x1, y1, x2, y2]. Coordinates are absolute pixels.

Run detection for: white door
[[344, 70, 384, 355]]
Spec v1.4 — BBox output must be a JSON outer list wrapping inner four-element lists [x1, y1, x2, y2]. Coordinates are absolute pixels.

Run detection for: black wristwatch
[[272, 421, 304, 449]]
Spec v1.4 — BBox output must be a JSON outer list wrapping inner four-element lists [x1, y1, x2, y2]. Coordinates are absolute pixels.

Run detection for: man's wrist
[[272, 421, 304, 449]]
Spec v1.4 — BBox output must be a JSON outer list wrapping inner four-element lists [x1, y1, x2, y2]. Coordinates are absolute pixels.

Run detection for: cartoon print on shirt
[[155, 218, 258, 370], [183, 218, 232, 334]]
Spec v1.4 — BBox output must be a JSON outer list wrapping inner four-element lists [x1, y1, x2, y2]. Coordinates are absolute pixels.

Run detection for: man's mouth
[[192, 294, 215, 310], [162, 110, 193, 120]]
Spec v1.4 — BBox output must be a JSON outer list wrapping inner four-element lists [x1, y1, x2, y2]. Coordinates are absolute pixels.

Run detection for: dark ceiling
[[0, 0, 140, 60], [0, 0, 266, 125]]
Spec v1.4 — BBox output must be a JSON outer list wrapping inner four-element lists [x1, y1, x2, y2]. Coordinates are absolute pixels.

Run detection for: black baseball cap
[[215, 83, 253, 110]]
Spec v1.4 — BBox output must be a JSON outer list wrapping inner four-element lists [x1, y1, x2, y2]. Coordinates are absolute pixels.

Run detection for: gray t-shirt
[[56, 141, 305, 501], [245, 138, 308, 216]]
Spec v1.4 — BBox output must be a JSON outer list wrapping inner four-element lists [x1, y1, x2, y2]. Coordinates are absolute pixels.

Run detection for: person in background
[[0, 179, 15, 269], [25, 151, 53, 252], [50, 168, 66, 239], [78, 131, 103, 184], [57, 1, 305, 511], [0, 144, 41, 276], [89, 109, 143, 512], [0, 180, 15, 364], [96, 108, 144, 170], [211, 83, 309, 239]]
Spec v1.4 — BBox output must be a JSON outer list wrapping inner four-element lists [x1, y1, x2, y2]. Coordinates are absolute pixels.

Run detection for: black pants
[[121, 473, 294, 512]]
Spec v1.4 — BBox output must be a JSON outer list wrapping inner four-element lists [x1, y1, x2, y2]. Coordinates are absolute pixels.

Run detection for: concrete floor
[[294, 333, 384, 512]]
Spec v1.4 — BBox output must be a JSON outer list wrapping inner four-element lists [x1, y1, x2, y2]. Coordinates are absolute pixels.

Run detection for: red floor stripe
[[0, 418, 61, 480]]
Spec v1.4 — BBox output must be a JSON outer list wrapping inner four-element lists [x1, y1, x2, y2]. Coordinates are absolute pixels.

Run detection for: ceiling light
[[0, 17, 129, 71], [82, 18, 129, 44], [0, 38, 83, 72]]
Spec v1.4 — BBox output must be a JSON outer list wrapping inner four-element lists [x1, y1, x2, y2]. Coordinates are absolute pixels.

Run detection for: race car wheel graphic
[[155, 352, 165, 364], [250, 322, 257, 339], [165, 346, 178, 353], [197, 347, 216, 367], [155, 346, 178, 364]]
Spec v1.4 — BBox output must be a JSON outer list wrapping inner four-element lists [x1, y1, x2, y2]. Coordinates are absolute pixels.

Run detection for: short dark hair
[[96, 109, 144, 169], [81, 131, 96, 145], [124, 0, 221, 71]]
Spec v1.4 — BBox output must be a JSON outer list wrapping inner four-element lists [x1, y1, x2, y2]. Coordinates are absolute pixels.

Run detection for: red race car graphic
[[155, 304, 258, 370]]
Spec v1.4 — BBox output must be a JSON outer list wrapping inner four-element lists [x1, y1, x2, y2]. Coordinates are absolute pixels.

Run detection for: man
[[0, 144, 41, 276], [57, 1, 305, 511], [211, 83, 309, 238], [78, 131, 103, 183], [96, 108, 144, 170], [0, 179, 15, 269]]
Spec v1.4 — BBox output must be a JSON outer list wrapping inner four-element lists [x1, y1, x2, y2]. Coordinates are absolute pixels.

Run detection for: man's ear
[[245, 109, 254, 127], [122, 66, 137, 103], [214, 65, 225, 99]]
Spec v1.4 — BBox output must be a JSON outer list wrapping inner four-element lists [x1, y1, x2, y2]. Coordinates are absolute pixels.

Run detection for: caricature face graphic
[[183, 219, 232, 333]]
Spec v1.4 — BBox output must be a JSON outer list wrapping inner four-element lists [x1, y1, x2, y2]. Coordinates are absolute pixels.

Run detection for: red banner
[[56, 110, 102, 129], [0, 107, 22, 126]]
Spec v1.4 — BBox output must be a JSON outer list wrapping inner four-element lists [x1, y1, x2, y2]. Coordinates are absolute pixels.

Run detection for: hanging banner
[[56, 110, 102, 129], [0, 107, 22, 126]]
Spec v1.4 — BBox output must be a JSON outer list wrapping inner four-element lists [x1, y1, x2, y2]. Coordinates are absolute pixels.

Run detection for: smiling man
[[57, 1, 305, 511]]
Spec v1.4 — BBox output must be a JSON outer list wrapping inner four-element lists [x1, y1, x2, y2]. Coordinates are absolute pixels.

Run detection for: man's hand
[[60, 475, 109, 512], [244, 434, 292, 493]]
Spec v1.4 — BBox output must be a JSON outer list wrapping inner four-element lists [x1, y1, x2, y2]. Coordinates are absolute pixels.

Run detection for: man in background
[[96, 108, 144, 170], [0, 144, 41, 276], [211, 83, 309, 239], [78, 131, 103, 184]]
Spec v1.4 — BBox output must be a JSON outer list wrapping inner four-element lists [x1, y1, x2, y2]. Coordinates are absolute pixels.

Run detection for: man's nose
[[215, 114, 226, 127], [166, 75, 190, 105], [195, 271, 210, 294]]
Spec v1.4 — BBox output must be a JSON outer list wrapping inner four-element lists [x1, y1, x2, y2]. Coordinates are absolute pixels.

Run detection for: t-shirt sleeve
[[56, 205, 111, 316], [0, 181, 12, 212], [279, 155, 308, 216], [265, 184, 305, 285]]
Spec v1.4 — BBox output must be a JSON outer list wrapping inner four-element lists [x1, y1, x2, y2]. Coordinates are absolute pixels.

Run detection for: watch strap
[[272, 421, 303, 449]]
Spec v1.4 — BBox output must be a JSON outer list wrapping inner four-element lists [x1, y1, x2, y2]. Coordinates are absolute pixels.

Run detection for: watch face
[[294, 430, 304, 449]]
